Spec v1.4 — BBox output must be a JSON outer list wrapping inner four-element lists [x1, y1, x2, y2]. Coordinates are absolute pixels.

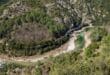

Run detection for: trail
[[84, 32, 91, 48], [0, 25, 93, 63], [0, 35, 76, 63]]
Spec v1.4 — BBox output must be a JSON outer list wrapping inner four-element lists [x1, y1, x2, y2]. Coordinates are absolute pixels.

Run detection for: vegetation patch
[[75, 33, 85, 49], [90, 27, 107, 42], [0, 62, 35, 75], [0, 0, 9, 6], [0, 6, 69, 56]]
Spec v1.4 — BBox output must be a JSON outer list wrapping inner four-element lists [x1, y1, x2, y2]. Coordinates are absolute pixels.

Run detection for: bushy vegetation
[[1, 31, 109, 75], [0, 62, 36, 75], [35, 29, 110, 75], [0, 8, 69, 56], [6, 36, 69, 56], [84, 42, 99, 58], [90, 27, 107, 42], [0, 0, 109, 74], [91, 0, 110, 26], [85, 27, 108, 58], [0, 9, 67, 38], [101, 34, 110, 56], [1, 33, 110, 75], [0, 0, 109, 56], [0, 0, 69, 56]]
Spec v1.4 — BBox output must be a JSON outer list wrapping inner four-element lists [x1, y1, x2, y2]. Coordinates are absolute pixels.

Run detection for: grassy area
[[35, 30, 110, 75]]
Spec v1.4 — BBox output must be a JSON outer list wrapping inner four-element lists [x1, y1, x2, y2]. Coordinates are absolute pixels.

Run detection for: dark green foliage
[[0, 0, 109, 74], [35, 27, 110, 75], [84, 42, 99, 57], [6, 35, 69, 56], [75, 33, 85, 49], [0, 9, 67, 38], [101, 35, 110, 56], [35, 67, 42, 75], [90, 27, 107, 42], [0, 43, 6, 54], [0, 19, 14, 38], [0, 4, 69, 56], [0, 0, 9, 6], [35, 49, 110, 75], [24, 0, 43, 8], [0, 62, 34, 75], [35, 33, 110, 75]]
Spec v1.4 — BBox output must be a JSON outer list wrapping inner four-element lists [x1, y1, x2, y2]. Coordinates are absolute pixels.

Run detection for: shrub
[[90, 27, 107, 42], [84, 42, 99, 58], [75, 33, 85, 49]]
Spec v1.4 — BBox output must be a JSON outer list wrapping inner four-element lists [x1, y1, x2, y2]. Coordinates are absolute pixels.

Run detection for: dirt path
[[0, 34, 76, 63], [0, 25, 93, 63], [84, 32, 91, 48], [67, 34, 76, 51]]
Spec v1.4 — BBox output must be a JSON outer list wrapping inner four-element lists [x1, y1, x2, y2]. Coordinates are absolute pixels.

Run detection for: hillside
[[0, 0, 110, 75], [0, 0, 70, 56]]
